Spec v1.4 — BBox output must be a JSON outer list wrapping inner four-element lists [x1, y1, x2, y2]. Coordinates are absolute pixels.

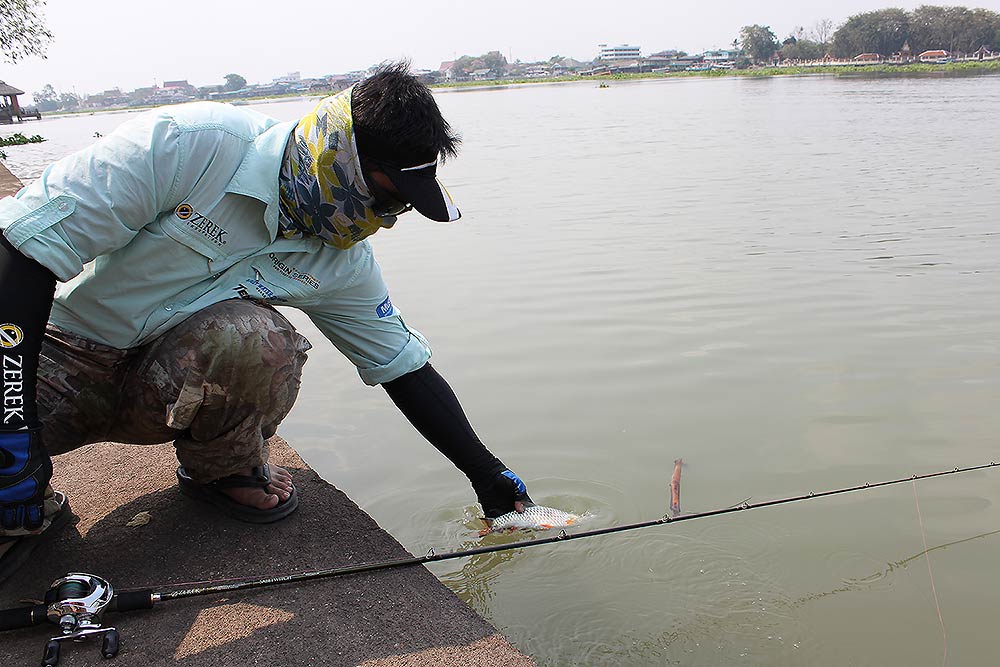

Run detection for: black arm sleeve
[[382, 362, 506, 486], [0, 233, 56, 430]]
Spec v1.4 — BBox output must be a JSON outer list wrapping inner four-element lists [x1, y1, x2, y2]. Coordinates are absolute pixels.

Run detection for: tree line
[[832, 5, 1000, 57], [740, 5, 1000, 63]]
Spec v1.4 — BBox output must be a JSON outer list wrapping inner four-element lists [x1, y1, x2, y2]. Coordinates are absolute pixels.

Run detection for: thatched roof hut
[[0, 81, 25, 97], [0, 81, 25, 122]]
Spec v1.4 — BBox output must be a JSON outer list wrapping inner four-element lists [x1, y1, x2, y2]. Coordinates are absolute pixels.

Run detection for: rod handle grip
[[0, 603, 47, 631], [112, 590, 155, 612]]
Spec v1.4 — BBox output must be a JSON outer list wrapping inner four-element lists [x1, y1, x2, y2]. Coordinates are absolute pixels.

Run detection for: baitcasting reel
[[41, 573, 119, 665]]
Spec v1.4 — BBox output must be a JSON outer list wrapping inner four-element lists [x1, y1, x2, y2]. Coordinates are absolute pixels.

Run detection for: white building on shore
[[598, 44, 641, 61]]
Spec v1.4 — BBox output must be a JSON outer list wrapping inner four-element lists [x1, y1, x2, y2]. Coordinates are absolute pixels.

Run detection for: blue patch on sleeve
[[376, 295, 394, 319]]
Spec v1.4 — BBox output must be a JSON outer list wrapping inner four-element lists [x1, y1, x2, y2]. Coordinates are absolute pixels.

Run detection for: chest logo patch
[[175, 202, 228, 247]]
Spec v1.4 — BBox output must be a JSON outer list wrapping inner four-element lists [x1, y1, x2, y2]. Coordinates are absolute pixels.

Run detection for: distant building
[[325, 74, 356, 89], [162, 80, 195, 93], [918, 49, 950, 63], [84, 88, 129, 109], [889, 42, 914, 63], [645, 51, 681, 69], [597, 44, 641, 61], [853, 53, 883, 63], [437, 60, 456, 80], [524, 64, 549, 78], [969, 46, 998, 60], [703, 49, 741, 63]]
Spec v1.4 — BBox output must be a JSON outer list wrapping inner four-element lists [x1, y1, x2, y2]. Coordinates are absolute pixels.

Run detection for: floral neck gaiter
[[277, 87, 397, 250]]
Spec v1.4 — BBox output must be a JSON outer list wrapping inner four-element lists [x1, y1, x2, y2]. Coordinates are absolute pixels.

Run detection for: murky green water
[[5, 74, 1000, 666]]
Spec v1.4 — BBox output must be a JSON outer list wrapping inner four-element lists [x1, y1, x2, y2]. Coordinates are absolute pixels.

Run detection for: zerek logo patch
[[2, 353, 23, 424], [175, 203, 228, 247], [0, 324, 24, 349]]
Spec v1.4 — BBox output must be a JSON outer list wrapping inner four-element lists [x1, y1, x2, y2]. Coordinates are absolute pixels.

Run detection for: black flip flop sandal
[[175, 465, 299, 524]]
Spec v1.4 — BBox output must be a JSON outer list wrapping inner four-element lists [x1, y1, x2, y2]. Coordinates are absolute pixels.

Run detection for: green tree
[[812, 18, 835, 46], [58, 91, 78, 110], [739, 24, 780, 63], [909, 5, 1000, 53], [450, 55, 474, 78], [0, 0, 52, 63], [832, 9, 910, 57], [481, 50, 508, 78], [32, 83, 58, 111], [780, 38, 826, 61], [223, 73, 247, 91]]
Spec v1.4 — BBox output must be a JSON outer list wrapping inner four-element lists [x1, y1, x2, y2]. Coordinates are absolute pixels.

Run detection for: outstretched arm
[[383, 362, 531, 518], [0, 233, 56, 531]]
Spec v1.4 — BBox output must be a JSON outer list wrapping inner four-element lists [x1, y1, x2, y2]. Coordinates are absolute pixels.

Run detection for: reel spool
[[41, 573, 119, 665]]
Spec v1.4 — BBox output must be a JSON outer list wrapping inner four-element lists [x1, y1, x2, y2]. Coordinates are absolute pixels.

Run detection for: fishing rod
[[2, 461, 997, 665]]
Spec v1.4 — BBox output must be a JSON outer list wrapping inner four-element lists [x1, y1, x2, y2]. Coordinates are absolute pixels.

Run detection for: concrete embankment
[[0, 163, 536, 666], [0, 161, 23, 196]]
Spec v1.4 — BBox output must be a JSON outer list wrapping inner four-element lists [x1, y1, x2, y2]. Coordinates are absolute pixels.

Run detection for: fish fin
[[478, 527, 492, 537], [539, 523, 554, 529], [565, 518, 576, 525]]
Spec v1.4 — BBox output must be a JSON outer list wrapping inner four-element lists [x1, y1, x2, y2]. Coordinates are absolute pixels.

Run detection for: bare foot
[[220, 465, 294, 510]]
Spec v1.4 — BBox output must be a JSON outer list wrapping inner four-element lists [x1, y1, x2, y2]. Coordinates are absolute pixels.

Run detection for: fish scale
[[481, 505, 580, 535]]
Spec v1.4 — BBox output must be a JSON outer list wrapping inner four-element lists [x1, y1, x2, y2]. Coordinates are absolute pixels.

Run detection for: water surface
[[4, 75, 1000, 666]]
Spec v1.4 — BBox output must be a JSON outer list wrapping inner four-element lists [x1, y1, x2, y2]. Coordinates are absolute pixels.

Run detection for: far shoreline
[[6, 60, 1000, 122], [431, 59, 1000, 91]]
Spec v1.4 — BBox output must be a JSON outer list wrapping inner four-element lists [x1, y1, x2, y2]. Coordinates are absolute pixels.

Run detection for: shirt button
[[57, 201, 69, 211], [164, 303, 174, 312]]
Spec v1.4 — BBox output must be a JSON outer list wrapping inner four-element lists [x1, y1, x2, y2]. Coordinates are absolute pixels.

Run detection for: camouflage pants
[[37, 300, 311, 483]]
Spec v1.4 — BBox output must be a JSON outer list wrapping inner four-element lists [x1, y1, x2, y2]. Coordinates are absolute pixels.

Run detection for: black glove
[[0, 427, 52, 531], [475, 469, 532, 519]]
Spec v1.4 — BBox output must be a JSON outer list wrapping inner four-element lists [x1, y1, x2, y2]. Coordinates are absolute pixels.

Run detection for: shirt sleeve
[[304, 245, 432, 386], [0, 110, 184, 281]]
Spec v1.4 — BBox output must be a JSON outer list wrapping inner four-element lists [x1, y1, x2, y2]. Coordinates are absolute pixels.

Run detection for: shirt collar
[[226, 119, 298, 241]]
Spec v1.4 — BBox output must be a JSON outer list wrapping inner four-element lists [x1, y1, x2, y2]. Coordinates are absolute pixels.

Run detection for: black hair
[[352, 61, 461, 166]]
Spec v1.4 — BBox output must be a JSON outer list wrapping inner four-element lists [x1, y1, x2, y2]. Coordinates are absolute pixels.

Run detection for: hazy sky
[[5, 0, 1000, 100]]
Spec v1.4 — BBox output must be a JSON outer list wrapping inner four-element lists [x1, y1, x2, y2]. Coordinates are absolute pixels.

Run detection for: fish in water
[[480, 505, 580, 536]]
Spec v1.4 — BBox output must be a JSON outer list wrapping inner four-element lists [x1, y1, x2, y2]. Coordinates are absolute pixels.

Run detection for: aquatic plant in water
[[0, 133, 46, 147]]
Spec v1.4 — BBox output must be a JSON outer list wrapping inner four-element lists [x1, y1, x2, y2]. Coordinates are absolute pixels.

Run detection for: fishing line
[[912, 481, 947, 666], [1, 461, 997, 635]]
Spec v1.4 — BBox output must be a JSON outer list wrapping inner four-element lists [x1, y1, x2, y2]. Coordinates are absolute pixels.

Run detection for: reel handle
[[42, 639, 60, 667]]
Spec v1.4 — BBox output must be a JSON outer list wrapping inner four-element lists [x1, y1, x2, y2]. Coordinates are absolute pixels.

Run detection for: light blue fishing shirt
[[0, 102, 431, 385]]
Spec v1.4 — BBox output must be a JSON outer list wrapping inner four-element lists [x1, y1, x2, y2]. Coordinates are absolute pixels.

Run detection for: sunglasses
[[364, 161, 413, 218], [372, 194, 413, 218]]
